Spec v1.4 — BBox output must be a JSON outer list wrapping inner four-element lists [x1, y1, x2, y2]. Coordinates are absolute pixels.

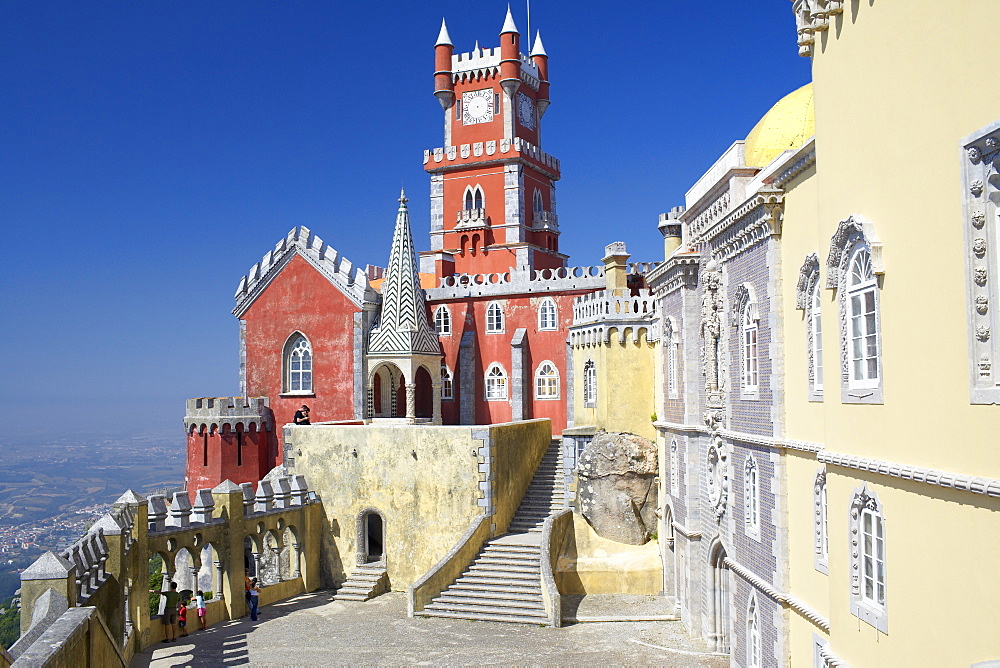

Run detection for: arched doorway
[[415, 366, 433, 418], [708, 541, 731, 653], [356, 508, 386, 565], [395, 375, 406, 418]]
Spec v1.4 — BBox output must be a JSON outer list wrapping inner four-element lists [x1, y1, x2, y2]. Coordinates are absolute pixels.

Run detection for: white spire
[[435, 18, 452, 47], [501, 4, 519, 34], [530, 30, 547, 57]]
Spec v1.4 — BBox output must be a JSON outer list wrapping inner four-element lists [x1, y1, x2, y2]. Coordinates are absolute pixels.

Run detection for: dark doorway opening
[[366, 513, 384, 562], [415, 366, 433, 418]]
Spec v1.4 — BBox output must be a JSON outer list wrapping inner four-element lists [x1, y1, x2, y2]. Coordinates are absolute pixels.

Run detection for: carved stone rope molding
[[818, 451, 1000, 498], [723, 557, 831, 633], [819, 644, 851, 668]]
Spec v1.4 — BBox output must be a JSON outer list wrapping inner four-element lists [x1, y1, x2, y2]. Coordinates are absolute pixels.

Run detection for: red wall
[[243, 254, 361, 452], [185, 424, 268, 500]]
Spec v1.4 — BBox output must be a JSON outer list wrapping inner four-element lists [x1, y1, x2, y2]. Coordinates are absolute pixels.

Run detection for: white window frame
[[813, 467, 828, 574], [747, 592, 761, 668], [485, 363, 508, 401], [538, 298, 558, 331], [849, 485, 888, 633], [810, 280, 824, 394], [582, 359, 597, 407], [847, 245, 881, 390], [486, 301, 505, 334], [283, 332, 313, 395], [741, 303, 760, 397], [744, 454, 760, 540], [434, 305, 452, 336], [534, 361, 560, 400], [532, 189, 543, 214], [463, 184, 484, 211], [440, 364, 454, 400]]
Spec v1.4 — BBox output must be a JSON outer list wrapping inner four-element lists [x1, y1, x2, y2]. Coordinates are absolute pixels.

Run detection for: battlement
[[451, 47, 539, 82], [571, 289, 657, 326], [184, 396, 272, 432], [424, 137, 560, 173], [425, 265, 605, 300], [234, 226, 378, 316]]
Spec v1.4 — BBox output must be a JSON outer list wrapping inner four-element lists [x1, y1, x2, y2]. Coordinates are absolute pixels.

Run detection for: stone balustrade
[[572, 289, 657, 326], [455, 208, 488, 229]]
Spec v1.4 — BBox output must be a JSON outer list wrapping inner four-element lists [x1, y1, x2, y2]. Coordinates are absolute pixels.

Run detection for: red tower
[[421, 10, 562, 278]]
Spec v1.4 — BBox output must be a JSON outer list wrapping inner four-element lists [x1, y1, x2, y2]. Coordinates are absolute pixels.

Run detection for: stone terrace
[[131, 591, 728, 667]]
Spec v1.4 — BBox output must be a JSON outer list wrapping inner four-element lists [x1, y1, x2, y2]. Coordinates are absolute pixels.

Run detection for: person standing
[[177, 599, 189, 637], [150, 581, 181, 642], [248, 578, 261, 621], [195, 590, 207, 630]]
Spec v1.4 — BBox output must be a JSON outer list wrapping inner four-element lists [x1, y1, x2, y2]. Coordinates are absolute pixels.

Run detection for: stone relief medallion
[[705, 437, 729, 521]]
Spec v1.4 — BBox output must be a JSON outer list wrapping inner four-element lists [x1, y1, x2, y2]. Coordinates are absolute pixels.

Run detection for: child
[[177, 599, 189, 637], [195, 590, 207, 630]]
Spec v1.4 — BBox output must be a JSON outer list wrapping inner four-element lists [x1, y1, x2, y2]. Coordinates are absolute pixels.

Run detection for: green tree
[[148, 554, 163, 617], [0, 597, 20, 650]]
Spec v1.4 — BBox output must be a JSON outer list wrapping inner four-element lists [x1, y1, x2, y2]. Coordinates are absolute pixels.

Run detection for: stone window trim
[[796, 253, 824, 401], [669, 437, 680, 495], [733, 284, 760, 400], [744, 454, 761, 541], [485, 362, 508, 401], [747, 591, 762, 668], [665, 317, 680, 399], [827, 216, 884, 404], [813, 466, 829, 574], [463, 184, 485, 211], [486, 301, 505, 334], [583, 359, 597, 407], [849, 485, 888, 634], [434, 305, 452, 336], [282, 331, 313, 394], [440, 364, 454, 401], [538, 297, 558, 331], [960, 120, 1000, 404], [534, 360, 560, 400]]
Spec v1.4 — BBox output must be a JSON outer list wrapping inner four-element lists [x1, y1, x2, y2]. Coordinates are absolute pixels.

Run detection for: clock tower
[[422, 8, 564, 278]]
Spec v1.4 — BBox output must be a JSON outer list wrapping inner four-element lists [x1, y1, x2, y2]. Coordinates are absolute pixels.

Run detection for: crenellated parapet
[[183, 396, 271, 433], [425, 265, 605, 300], [569, 289, 660, 347], [233, 226, 379, 317], [424, 137, 560, 176]]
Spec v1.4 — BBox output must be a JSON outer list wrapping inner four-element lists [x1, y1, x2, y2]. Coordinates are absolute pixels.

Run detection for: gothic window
[[747, 592, 761, 668], [669, 438, 679, 493], [534, 361, 559, 399], [533, 189, 543, 214], [847, 245, 881, 389], [849, 485, 888, 632], [813, 467, 829, 574], [741, 302, 759, 396], [811, 281, 824, 394], [441, 364, 454, 400], [538, 298, 557, 331], [486, 301, 504, 333], [583, 359, 597, 407], [434, 306, 452, 336], [464, 185, 484, 211], [666, 318, 680, 399], [283, 333, 313, 394], [744, 455, 760, 539], [485, 363, 508, 401]]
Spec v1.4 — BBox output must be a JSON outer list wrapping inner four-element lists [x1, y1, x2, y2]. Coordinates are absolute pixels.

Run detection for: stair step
[[333, 593, 369, 601], [476, 556, 540, 566], [424, 602, 548, 619], [456, 573, 541, 585], [483, 543, 540, 553], [435, 595, 545, 610], [416, 609, 548, 625], [444, 586, 543, 601], [469, 562, 539, 574]]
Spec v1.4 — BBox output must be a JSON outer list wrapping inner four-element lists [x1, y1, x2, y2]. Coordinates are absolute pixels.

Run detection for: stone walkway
[[130, 591, 728, 667]]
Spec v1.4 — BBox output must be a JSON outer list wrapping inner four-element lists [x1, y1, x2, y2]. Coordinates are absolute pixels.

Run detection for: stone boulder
[[577, 431, 658, 545]]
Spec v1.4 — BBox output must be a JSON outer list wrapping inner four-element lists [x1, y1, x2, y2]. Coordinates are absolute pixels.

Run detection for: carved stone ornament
[[700, 262, 725, 405], [795, 253, 821, 310], [971, 179, 985, 196], [974, 238, 988, 256], [968, 146, 982, 163], [826, 215, 883, 289], [979, 355, 992, 376], [987, 137, 999, 149], [705, 437, 729, 521], [975, 267, 988, 286], [977, 325, 991, 342], [972, 210, 986, 228], [976, 295, 989, 315]]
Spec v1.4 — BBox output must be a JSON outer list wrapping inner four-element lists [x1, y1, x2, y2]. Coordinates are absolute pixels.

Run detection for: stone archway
[[356, 507, 387, 565], [415, 366, 433, 419], [708, 539, 731, 653]]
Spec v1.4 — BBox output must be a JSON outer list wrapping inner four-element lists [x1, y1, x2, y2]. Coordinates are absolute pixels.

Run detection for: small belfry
[[422, 8, 562, 278], [365, 189, 443, 424]]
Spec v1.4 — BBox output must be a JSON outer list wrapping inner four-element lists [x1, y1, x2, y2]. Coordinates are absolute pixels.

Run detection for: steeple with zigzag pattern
[[367, 190, 441, 356]]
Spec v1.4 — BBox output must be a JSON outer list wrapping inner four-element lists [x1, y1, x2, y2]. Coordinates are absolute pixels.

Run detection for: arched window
[[810, 282, 824, 392], [814, 467, 829, 573], [441, 364, 454, 400], [284, 333, 313, 393], [583, 359, 597, 406], [464, 185, 484, 211], [533, 189, 543, 214], [486, 302, 504, 333], [434, 306, 452, 336], [747, 593, 761, 668], [847, 245, 880, 388], [534, 361, 559, 399], [745, 455, 760, 539], [849, 485, 887, 632], [538, 298, 557, 331], [485, 363, 508, 400], [741, 302, 759, 395]]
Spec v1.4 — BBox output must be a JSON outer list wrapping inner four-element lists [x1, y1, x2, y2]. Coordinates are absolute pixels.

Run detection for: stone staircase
[[333, 563, 388, 602], [417, 440, 566, 624]]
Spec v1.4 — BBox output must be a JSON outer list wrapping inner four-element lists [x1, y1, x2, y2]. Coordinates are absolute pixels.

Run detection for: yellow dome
[[744, 82, 814, 167]]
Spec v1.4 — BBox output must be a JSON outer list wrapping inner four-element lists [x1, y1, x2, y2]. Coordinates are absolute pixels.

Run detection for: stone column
[[290, 543, 301, 578], [405, 382, 416, 424], [431, 383, 442, 425], [366, 385, 374, 419], [188, 565, 199, 593], [214, 561, 224, 600]]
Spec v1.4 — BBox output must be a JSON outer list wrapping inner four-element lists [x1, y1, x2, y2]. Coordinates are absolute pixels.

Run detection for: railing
[[572, 289, 657, 326], [407, 514, 491, 616], [540, 509, 573, 628], [455, 208, 488, 229]]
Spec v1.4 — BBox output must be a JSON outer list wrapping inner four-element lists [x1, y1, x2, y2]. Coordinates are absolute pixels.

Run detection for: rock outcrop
[[577, 431, 658, 545]]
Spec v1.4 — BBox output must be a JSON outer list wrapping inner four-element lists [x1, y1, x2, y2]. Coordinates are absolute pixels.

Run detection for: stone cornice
[[772, 141, 816, 189], [818, 451, 1000, 498], [648, 254, 701, 296]]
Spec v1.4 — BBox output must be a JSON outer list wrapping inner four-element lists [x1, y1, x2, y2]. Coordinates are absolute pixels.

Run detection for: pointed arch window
[[747, 593, 761, 668], [486, 301, 505, 333], [283, 333, 313, 394], [441, 364, 454, 400], [485, 363, 508, 400], [464, 185, 485, 211], [434, 306, 452, 336], [534, 361, 559, 399], [538, 298, 557, 331], [532, 189, 544, 216], [583, 359, 597, 407], [745, 455, 760, 539]]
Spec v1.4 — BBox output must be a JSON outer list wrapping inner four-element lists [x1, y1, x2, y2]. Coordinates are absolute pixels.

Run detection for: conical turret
[[434, 19, 455, 110]]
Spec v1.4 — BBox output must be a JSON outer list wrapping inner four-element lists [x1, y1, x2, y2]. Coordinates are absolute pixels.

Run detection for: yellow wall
[[572, 330, 657, 439]]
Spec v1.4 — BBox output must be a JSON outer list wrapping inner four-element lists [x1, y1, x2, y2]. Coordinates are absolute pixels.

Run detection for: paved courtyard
[[130, 591, 728, 667]]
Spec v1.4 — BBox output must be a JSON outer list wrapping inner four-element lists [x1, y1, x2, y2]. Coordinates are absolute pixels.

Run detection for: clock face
[[463, 89, 494, 125], [516, 93, 535, 130]]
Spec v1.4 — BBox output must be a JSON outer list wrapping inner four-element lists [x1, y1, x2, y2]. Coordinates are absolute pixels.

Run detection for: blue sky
[[0, 2, 810, 438]]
